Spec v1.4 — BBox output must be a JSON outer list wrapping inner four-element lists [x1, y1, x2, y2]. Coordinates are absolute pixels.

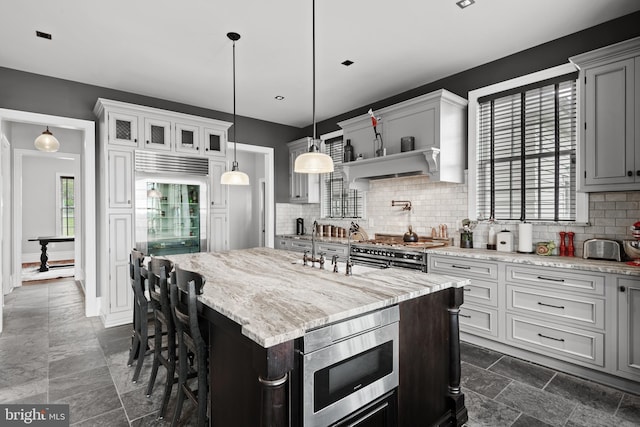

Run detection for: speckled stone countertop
[[426, 246, 640, 276], [165, 247, 468, 348]]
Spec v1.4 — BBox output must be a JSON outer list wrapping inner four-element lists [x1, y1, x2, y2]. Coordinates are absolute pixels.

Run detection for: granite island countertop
[[165, 247, 468, 348], [426, 246, 640, 276]]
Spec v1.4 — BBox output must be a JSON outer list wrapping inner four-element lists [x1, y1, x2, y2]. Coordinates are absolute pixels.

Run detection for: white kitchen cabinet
[[617, 276, 640, 380], [107, 213, 133, 324], [108, 150, 133, 209], [203, 127, 227, 158], [107, 111, 139, 147], [288, 137, 320, 203], [143, 116, 172, 151], [276, 237, 291, 251], [316, 242, 349, 261], [209, 212, 228, 252], [570, 37, 640, 192], [175, 121, 201, 155], [209, 159, 228, 209]]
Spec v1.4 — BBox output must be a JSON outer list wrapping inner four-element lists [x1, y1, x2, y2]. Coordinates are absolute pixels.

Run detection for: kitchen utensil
[[582, 239, 621, 261], [401, 136, 415, 152], [496, 230, 514, 252], [296, 218, 305, 235], [403, 226, 419, 242]]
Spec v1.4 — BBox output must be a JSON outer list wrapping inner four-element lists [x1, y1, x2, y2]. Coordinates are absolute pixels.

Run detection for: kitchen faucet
[[303, 220, 325, 268], [345, 222, 358, 276]]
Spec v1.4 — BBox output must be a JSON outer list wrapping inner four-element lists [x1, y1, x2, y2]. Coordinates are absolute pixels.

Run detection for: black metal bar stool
[[127, 248, 155, 383], [145, 257, 176, 418], [169, 265, 209, 427]]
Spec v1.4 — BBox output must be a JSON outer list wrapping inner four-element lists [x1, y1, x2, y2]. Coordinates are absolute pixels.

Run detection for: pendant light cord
[[312, 0, 317, 143], [232, 37, 238, 165]]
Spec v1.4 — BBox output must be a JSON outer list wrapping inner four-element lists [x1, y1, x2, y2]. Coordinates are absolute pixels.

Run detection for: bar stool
[[169, 265, 208, 427], [145, 257, 176, 419], [127, 248, 155, 383]]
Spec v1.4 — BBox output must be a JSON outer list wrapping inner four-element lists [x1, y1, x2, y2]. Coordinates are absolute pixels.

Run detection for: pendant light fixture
[[294, 0, 334, 174], [221, 32, 250, 186], [34, 126, 60, 152]]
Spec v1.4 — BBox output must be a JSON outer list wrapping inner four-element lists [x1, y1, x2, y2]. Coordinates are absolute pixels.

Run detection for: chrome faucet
[[331, 255, 339, 273], [346, 222, 357, 276], [304, 220, 324, 267]]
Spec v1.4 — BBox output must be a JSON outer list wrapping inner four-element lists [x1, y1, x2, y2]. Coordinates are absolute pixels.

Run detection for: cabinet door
[[109, 213, 133, 314], [175, 122, 201, 154], [108, 112, 139, 147], [108, 150, 133, 209], [209, 159, 228, 209], [209, 212, 227, 252], [617, 277, 640, 378], [584, 59, 635, 186], [143, 116, 172, 151], [203, 127, 227, 157]]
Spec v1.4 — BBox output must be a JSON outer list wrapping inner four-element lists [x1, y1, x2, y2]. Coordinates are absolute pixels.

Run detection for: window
[[59, 176, 75, 236], [469, 64, 588, 223], [321, 132, 364, 219]]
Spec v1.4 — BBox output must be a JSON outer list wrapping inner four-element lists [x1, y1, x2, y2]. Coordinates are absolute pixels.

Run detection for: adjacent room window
[[59, 175, 75, 236], [321, 135, 364, 219], [470, 65, 587, 223]]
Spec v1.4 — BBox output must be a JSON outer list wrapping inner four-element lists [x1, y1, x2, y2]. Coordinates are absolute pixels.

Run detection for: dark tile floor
[[1, 278, 639, 426]]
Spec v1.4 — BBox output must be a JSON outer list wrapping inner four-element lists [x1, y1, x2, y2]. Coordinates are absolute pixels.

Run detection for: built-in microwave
[[300, 306, 399, 427]]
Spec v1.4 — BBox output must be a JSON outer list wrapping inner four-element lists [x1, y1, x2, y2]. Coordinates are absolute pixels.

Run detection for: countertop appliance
[[583, 238, 622, 261], [296, 218, 305, 235], [299, 305, 399, 427]]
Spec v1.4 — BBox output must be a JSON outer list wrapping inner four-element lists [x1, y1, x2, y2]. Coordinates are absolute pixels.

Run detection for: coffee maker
[[296, 218, 305, 235]]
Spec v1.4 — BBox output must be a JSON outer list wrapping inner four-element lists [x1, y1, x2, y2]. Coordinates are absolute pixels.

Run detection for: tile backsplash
[[276, 175, 640, 257]]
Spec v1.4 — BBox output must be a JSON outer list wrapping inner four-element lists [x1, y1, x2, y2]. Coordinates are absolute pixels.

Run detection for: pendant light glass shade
[[294, 0, 334, 174], [34, 126, 60, 152], [147, 186, 163, 198], [220, 32, 250, 186], [294, 141, 334, 173]]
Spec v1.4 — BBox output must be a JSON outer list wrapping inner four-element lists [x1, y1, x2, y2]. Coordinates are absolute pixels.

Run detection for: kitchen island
[[166, 247, 469, 426]]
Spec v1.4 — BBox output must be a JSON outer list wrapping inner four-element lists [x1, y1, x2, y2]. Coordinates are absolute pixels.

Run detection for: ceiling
[[2, 1, 640, 128]]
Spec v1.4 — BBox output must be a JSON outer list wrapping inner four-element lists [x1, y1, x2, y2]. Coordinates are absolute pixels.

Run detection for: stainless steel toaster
[[583, 238, 622, 261]]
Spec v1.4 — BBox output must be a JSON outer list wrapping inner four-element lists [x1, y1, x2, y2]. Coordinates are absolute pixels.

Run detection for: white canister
[[496, 230, 514, 252], [518, 222, 533, 253]]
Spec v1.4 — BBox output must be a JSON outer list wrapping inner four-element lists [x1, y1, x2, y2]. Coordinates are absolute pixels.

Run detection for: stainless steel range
[[351, 240, 447, 273]]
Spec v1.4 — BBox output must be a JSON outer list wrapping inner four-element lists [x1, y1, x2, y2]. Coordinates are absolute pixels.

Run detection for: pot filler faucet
[[303, 220, 325, 268]]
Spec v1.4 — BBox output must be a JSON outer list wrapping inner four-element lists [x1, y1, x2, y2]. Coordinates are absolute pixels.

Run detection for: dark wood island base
[[202, 286, 467, 427]]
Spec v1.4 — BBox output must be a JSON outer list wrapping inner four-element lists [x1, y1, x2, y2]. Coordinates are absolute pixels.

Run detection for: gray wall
[[228, 150, 264, 250], [0, 68, 303, 203]]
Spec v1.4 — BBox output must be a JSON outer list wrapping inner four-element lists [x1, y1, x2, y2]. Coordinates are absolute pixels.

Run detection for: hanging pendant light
[[221, 32, 250, 186], [34, 126, 60, 152], [294, 0, 334, 174]]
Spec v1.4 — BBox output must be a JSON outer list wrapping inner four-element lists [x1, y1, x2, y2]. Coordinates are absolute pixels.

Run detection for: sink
[[289, 259, 384, 275]]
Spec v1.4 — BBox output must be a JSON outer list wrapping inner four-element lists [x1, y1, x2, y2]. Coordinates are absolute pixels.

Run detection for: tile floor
[[0, 277, 639, 426]]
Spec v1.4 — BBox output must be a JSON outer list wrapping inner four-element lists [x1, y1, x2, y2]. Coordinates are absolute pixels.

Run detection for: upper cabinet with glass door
[[95, 98, 232, 157]]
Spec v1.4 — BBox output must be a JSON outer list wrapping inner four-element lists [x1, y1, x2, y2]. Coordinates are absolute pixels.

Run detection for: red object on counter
[[559, 231, 566, 256], [567, 232, 575, 257]]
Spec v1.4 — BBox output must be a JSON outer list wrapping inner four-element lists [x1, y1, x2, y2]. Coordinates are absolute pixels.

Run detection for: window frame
[[468, 63, 588, 224], [56, 173, 75, 236]]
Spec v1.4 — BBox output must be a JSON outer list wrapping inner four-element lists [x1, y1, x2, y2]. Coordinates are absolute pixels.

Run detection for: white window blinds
[[477, 74, 577, 222], [322, 137, 364, 218]]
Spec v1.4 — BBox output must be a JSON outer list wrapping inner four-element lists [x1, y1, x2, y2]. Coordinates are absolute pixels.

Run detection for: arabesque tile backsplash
[[277, 175, 640, 257]]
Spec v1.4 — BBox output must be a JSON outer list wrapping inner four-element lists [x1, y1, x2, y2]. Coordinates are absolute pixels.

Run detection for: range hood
[[337, 89, 468, 191], [341, 148, 440, 191]]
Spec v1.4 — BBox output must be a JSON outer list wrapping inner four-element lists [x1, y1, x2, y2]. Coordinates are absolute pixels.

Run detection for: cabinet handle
[[134, 138, 138, 143], [146, 140, 150, 144], [459, 313, 471, 319], [538, 333, 564, 342], [537, 276, 565, 282], [452, 265, 471, 270], [628, 171, 633, 177], [211, 201, 215, 205], [637, 171, 640, 177], [537, 301, 564, 309], [620, 286, 626, 292], [463, 288, 471, 292]]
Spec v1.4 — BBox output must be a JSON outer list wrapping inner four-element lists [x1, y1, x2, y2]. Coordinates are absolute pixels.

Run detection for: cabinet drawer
[[429, 255, 498, 281], [317, 243, 348, 260], [289, 240, 312, 252], [459, 304, 498, 338], [507, 285, 604, 330], [463, 280, 498, 307], [276, 239, 290, 250], [506, 314, 604, 367], [505, 265, 605, 295]]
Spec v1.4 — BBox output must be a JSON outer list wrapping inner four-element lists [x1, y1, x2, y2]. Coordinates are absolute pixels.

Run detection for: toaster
[[583, 239, 622, 261]]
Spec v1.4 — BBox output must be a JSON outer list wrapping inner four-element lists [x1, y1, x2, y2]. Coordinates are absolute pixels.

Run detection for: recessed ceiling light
[[341, 60, 354, 67], [274, 95, 285, 101], [456, 0, 475, 9], [36, 30, 52, 40]]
